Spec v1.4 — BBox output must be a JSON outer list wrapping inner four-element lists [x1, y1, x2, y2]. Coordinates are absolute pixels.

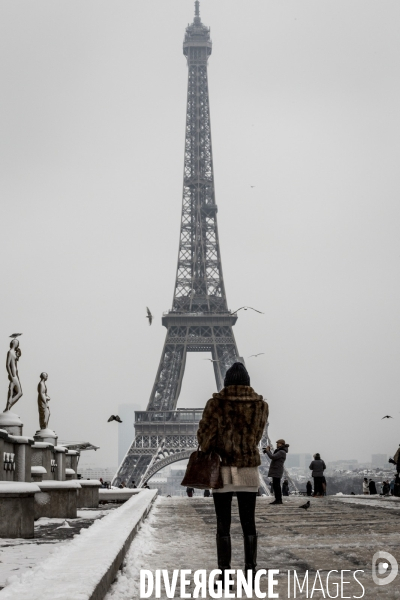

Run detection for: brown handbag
[[181, 448, 223, 490]]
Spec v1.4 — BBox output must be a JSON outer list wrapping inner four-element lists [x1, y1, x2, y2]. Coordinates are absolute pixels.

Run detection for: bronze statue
[[5, 339, 23, 411], [37, 372, 51, 430]]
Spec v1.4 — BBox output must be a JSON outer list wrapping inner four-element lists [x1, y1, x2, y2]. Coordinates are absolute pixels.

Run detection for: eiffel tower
[[113, 2, 270, 489]]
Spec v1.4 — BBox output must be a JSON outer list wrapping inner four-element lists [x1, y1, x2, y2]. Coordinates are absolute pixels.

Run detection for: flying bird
[[381, 415, 393, 420], [203, 359, 220, 363], [146, 307, 153, 326], [231, 307, 264, 315], [299, 501, 310, 510], [249, 353, 265, 358], [108, 415, 123, 423], [250, 186, 255, 188], [9, 333, 22, 339]]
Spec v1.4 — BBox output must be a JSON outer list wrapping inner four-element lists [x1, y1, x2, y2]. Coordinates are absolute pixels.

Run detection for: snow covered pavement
[[0, 507, 114, 590], [0, 490, 156, 599], [106, 496, 400, 599]]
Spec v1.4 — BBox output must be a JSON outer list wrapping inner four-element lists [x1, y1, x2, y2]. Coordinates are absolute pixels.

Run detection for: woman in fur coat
[[197, 362, 269, 585]]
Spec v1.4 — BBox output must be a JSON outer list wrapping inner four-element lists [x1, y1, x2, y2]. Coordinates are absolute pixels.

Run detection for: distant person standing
[[186, 487, 194, 498], [368, 479, 377, 495], [264, 439, 290, 505], [204, 489, 211, 498], [390, 478, 395, 496], [309, 453, 326, 497], [306, 481, 312, 497], [282, 480, 289, 497], [362, 478, 369, 495]]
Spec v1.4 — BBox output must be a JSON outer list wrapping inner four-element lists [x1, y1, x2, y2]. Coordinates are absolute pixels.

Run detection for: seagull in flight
[[108, 415, 123, 423], [381, 415, 393, 420], [146, 307, 153, 326], [231, 307, 264, 315], [203, 359, 220, 363], [9, 333, 22, 339], [249, 353, 265, 358]]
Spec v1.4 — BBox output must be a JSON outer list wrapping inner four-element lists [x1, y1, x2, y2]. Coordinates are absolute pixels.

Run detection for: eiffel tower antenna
[[113, 4, 249, 488]]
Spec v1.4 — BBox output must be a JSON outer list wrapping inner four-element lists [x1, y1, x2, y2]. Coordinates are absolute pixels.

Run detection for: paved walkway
[[106, 495, 400, 599]]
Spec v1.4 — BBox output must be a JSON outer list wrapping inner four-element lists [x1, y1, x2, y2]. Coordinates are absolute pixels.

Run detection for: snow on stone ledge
[[72, 479, 102, 487], [0, 489, 157, 600], [0, 482, 41, 494], [99, 488, 141, 495], [32, 442, 53, 448], [53, 446, 67, 453], [38, 481, 81, 490], [7, 435, 34, 444], [31, 466, 47, 474]]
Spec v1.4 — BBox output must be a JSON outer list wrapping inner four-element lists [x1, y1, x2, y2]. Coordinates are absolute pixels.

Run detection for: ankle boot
[[215, 535, 232, 590], [244, 533, 258, 583]]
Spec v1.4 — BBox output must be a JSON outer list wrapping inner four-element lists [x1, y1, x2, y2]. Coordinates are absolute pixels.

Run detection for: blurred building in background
[[78, 466, 117, 481]]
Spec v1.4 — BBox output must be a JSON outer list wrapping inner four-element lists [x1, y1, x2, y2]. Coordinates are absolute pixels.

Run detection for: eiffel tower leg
[[212, 326, 240, 389], [112, 436, 157, 488], [138, 438, 165, 487], [147, 342, 187, 412]]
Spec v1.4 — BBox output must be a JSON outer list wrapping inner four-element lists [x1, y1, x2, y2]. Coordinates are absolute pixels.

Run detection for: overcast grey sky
[[1, 1, 399, 469]]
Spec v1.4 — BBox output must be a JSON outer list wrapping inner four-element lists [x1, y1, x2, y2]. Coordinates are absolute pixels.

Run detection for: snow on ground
[[0, 490, 156, 600], [106, 496, 400, 600], [105, 497, 216, 600], [0, 505, 116, 590], [331, 496, 400, 510]]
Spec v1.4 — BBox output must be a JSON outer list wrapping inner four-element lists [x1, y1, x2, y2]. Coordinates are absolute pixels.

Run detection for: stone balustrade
[[34, 480, 82, 519], [74, 479, 102, 508], [0, 427, 89, 538], [0, 429, 34, 483], [0, 481, 41, 538]]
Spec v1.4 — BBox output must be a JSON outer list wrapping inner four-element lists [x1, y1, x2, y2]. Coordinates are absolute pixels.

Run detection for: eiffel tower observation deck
[[113, 2, 269, 488]]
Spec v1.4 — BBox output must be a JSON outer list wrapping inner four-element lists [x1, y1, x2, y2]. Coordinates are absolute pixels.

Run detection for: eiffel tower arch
[[113, 2, 268, 488]]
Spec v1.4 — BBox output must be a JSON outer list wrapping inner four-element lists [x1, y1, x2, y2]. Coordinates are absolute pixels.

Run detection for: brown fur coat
[[197, 385, 269, 468]]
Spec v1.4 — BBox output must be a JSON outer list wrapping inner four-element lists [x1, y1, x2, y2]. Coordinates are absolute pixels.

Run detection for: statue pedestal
[[0, 410, 23, 435], [34, 428, 58, 446]]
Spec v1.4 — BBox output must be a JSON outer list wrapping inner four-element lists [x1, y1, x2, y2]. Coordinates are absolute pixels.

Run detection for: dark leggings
[[273, 478, 282, 502], [213, 492, 257, 537], [313, 477, 324, 495]]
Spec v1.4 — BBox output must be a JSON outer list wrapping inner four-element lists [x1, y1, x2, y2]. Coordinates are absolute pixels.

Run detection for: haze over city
[[1, 0, 399, 471]]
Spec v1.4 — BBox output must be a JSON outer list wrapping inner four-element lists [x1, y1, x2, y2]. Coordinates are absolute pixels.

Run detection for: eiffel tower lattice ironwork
[[113, 2, 269, 489]]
